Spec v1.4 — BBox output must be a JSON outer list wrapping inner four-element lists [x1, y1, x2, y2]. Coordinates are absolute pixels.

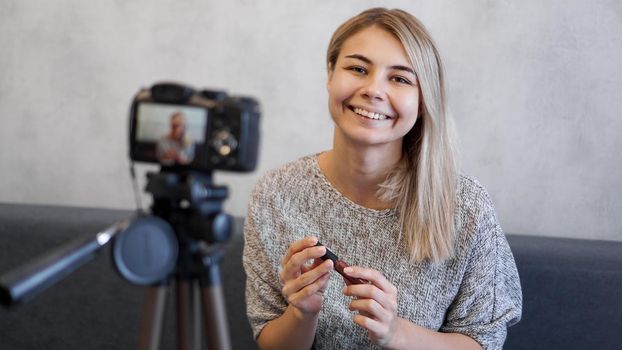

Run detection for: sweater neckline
[[309, 153, 398, 218]]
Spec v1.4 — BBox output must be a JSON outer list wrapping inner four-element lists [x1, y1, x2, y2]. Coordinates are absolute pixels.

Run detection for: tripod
[[116, 171, 233, 350], [0, 170, 234, 349], [138, 243, 231, 350]]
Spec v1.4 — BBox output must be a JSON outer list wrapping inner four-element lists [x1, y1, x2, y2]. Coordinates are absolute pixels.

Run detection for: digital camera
[[129, 82, 260, 172]]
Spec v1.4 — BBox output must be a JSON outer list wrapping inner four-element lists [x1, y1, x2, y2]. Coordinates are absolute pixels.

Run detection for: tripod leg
[[192, 282, 203, 349], [138, 285, 168, 350], [176, 280, 193, 350], [200, 282, 232, 350]]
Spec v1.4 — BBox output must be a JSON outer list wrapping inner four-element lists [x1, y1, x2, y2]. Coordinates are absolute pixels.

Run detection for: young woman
[[243, 8, 522, 350]]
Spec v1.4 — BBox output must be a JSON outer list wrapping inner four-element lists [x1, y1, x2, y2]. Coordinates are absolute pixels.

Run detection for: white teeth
[[353, 107, 388, 120]]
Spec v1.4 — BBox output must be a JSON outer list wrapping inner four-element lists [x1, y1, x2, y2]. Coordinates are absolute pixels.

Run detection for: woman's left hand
[[342, 266, 402, 348]]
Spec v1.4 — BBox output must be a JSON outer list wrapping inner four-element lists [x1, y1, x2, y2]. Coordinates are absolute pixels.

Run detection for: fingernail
[[343, 267, 352, 274]]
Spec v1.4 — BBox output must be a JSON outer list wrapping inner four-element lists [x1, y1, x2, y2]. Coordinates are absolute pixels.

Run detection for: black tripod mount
[[115, 170, 233, 350]]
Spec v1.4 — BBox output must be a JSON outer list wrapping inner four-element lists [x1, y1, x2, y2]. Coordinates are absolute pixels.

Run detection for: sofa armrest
[[505, 234, 622, 350]]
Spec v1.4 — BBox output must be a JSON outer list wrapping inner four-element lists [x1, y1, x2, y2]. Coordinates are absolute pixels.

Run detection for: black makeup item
[[315, 242, 369, 285]]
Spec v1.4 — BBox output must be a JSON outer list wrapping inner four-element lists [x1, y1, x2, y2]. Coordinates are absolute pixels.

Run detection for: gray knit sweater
[[243, 154, 522, 350]]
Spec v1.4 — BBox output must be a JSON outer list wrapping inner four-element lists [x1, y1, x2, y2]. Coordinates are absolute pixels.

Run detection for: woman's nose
[[360, 75, 386, 101]]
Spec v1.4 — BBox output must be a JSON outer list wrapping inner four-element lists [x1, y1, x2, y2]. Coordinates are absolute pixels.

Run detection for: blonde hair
[[327, 8, 458, 263]]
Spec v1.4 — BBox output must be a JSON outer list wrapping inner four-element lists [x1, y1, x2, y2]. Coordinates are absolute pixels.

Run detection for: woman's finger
[[352, 313, 387, 336], [301, 253, 327, 274], [287, 271, 331, 304], [348, 298, 392, 323], [281, 244, 327, 281], [282, 259, 333, 296], [342, 266, 397, 295], [281, 236, 319, 268], [343, 284, 397, 311]]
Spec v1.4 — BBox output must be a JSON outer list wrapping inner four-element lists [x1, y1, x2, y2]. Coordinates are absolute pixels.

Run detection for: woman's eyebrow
[[344, 54, 415, 75], [345, 54, 373, 64]]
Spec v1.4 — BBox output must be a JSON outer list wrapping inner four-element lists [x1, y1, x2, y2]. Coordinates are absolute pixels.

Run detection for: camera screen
[[134, 102, 208, 166]]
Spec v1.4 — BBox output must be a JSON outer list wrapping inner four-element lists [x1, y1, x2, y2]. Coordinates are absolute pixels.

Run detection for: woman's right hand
[[280, 236, 334, 316]]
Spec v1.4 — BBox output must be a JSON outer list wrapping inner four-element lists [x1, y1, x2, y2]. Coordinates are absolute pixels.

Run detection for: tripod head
[[113, 169, 233, 286], [146, 170, 232, 245]]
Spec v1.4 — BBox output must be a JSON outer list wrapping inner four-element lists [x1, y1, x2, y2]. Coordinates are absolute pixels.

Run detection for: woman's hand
[[342, 266, 402, 348], [280, 237, 334, 317]]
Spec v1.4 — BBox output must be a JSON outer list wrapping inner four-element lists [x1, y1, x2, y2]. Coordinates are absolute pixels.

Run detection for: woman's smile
[[348, 105, 393, 120]]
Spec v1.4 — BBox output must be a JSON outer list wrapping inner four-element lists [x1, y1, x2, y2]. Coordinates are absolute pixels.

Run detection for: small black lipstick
[[315, 242, 369, 285]]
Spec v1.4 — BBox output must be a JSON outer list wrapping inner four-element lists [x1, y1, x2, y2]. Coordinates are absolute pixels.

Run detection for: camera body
[[129, 83, 260, 172]]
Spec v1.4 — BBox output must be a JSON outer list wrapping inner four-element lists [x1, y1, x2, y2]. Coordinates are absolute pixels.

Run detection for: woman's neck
[[318, 136, 402, 210]]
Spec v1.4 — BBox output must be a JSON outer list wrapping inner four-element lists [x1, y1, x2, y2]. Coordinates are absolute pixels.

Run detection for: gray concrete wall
[[1, 0, 620, 241]]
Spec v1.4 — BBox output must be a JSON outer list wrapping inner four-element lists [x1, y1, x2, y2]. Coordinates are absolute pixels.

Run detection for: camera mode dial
[[212, 129, 238, 157]]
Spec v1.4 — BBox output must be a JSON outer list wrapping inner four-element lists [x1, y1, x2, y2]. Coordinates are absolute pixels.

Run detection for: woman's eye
[[347, 66, 367, 74], [392, 76, 412, 85]]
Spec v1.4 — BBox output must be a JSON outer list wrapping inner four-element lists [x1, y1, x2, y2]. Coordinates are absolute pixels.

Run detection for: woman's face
[[327, 26, 420, 149]]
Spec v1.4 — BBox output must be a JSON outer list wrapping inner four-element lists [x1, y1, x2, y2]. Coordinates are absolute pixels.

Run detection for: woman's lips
[[348, 105, 392, 120]]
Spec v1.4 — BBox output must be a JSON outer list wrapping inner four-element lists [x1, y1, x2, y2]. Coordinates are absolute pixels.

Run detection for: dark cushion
[[505, 234, 622, 350]]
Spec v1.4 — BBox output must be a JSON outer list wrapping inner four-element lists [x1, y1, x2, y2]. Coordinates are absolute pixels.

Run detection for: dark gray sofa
[[1, 203, 621, 349]]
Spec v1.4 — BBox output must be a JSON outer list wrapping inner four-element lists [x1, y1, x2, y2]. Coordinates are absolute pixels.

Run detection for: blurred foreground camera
[[129, 82, 260, 172], [0, 82, 261, 350]]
